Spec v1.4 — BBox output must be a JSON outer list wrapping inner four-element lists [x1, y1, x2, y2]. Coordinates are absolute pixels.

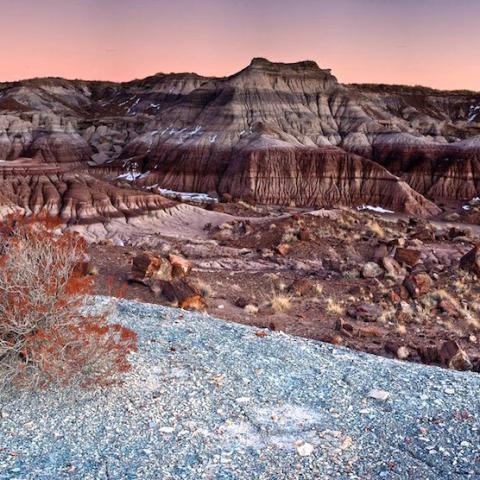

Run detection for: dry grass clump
[[191, 279, 214, 298], [366, 220, 385, 239], [86, 264, 99, 276], [237, 200, 258, 212], [325, 297, 345, 315], [244, 304, 259, 315], [337, 214, 355, 230], [281, 229, 299, 244], [378, 306, 396, 324], [395, 323, 407, 335], [0, 216, 137, 390], [269, 292, 293, 313], [429, 289, 480, 329]]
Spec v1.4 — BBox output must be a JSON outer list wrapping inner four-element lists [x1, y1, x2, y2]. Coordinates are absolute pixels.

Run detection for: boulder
[[275, 243, 290, 256], [168, 253, 193, 278], [381, 256, 406, 281], [335, 318, 355, 337], [131, 253, 173, 283], [154, 279, 207, 311], [459, 246, 480, 276], [403, 272, 433, 298], [347, 303, 382, 322], [394, 248, 421, 267], [362, 262, 383, 279], [438, 340, 472, 371]]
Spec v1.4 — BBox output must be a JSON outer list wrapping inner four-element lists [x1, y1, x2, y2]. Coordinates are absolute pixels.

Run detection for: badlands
[[1, 58, 480, 372]]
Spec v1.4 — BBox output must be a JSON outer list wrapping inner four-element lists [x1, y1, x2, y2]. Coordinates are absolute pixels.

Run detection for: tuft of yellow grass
[[395, 323, 407, 335], [244, 304, 259, 315], [366, 220, 385, 239], [325, 297, 345, 315], [270, 293, 293, 313]]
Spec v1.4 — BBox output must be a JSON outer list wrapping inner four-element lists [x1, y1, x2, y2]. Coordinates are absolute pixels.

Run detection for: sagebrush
[[0, 216, 137, 390]]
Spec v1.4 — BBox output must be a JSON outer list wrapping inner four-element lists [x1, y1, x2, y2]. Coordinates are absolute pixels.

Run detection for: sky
[[1, 0, 479, 90]]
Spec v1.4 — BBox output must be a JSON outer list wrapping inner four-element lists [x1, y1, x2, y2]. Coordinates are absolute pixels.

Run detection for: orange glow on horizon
[[1, 0, 479, 91]]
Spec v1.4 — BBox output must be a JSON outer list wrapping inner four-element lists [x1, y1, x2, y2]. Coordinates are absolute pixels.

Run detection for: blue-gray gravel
[[0, 297, 479, 479]]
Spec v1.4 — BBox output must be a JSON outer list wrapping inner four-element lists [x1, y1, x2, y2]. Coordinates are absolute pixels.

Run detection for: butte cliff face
[[1, 58, 480, 219]]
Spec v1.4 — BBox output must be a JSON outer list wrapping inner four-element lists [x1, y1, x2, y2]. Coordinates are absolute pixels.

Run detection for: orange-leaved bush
[[0, 215, 137, 389]]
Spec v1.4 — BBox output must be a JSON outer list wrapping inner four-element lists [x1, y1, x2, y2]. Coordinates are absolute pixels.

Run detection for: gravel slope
[[0, 298, 479, 479]]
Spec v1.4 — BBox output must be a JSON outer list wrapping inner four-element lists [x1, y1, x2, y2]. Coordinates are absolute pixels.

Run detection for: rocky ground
[[87, 199, 480, 374], [0, 298, 478, 479]]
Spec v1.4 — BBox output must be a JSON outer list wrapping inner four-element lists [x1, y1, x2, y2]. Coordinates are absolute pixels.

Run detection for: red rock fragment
[[403, 272, 433, 298], [395, 248, 421, 267]]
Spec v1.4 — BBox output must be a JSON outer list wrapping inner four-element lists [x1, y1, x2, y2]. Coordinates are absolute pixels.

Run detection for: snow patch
[[468, 105, 480, 124], [127, 97, 141, 115], [156, 188, 218, 204], [357, 205, 394, 214], [462, 197, 480, 211], [116, 172, 142, 182]]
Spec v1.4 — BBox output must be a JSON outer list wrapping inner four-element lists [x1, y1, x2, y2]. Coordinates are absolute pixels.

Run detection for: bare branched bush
[[0, 216, 137, 390]]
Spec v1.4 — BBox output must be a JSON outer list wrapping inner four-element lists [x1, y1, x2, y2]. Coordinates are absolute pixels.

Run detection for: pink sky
[[1, 0, 479, 90]]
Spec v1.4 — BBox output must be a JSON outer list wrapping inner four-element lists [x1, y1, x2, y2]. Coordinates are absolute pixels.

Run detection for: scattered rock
[[347, 303, 382, 322], [438, 299, 459, 318], [357, 325, 383, 338], [439, 340, 472, 371], [395, 248, 421, 267], [459, 246, 480, 276], [234, 297, 249, 308], [368, 389, 390, 401], [275, 243, 291, 256], [362, 262, 383, 279], [335, 319, 355, 337], [381, 256, 406, 281], [396, 346, 410, 360], [296, 441, 314, 457], [168, 254, 193, 278], [403, 272, 433, 298], [298, 229, 311, 242], [131, 253, 173, 283]]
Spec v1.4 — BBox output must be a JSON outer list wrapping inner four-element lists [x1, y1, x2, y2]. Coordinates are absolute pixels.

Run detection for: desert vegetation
[[0, 216, 137, 390]]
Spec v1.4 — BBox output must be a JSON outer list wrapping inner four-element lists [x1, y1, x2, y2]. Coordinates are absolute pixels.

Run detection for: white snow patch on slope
[[468, 105, 480, 123], [116, 172, 142, 181], [127, 97, 140, 115], [357, 205, 394, 214], [156, 188, 218, 204]]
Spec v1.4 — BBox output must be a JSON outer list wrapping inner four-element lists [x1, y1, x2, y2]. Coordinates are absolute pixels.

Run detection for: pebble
[[159, 426, 175, 434], [235, 397, 251, 404], [368, 389, 390, 401], [296, 442, 314, 457]]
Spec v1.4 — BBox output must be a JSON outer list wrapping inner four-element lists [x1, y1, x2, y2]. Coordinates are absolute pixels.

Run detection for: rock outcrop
[[0, 168, 173, 223]]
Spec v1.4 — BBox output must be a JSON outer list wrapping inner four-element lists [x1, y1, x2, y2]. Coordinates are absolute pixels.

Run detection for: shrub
[[0, 216, 137, 390]]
